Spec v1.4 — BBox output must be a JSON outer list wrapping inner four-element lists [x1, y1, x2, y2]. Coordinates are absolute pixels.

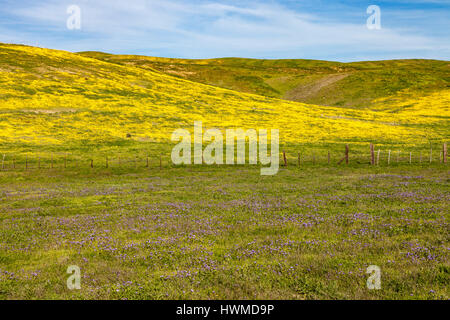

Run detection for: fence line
[[0, 143, 447, 171]]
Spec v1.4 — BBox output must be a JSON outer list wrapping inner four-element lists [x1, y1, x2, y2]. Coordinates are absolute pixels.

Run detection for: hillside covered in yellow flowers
[[0, 43, 448, 158], [79, 52, 450, 110]]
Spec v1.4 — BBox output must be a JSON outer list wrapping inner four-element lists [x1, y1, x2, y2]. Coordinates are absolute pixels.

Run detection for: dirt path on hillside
[[283, 73, 351, 101]]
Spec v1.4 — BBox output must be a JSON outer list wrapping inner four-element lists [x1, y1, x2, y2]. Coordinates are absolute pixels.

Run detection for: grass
[[78, 52, 450, 109], [0, 163, 448, 300]]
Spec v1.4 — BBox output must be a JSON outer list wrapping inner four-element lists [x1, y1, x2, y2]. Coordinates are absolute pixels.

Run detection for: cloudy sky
[[0, 0, 449, 61]]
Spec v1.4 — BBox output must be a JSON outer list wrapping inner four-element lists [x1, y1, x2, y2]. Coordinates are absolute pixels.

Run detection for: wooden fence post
[[91, 159, 93, 168], [64, 154, 67, 169], [345, 145, 349, 165], [430, 147, 432, 163], [388, 150, 391, 165], [370, 143, 375, 165], [312, 152, 316, 165], [444, 143, 447, 164], [146, 156, 149, 168], [337, 147, 348, 165], [106, 156, 109, 168], [420, 152, 422, 163], [283, 151, 287, 167], [328, 151, 331, 165], [38, 157, 41, 169], [13, 157, 15, 169], [410, 152, 412, 164], [51, 154, 54, 169], [377, 150, 380, 166], [297, 153, 300, 167]]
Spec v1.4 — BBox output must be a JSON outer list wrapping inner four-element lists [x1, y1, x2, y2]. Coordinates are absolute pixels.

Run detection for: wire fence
[[1, 143, 447, 171]]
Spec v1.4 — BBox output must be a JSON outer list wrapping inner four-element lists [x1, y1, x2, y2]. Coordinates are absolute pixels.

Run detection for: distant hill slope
[[78, 52, 450, 109], [0, 43, 448, 158]]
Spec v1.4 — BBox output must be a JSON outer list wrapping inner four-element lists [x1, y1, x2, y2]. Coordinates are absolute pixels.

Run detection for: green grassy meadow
[[0, 163, 448, 299]]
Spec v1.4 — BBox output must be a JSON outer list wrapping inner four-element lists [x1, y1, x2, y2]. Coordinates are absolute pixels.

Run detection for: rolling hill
[[78, 52, 450, 110], [0, 43, 448, 161]]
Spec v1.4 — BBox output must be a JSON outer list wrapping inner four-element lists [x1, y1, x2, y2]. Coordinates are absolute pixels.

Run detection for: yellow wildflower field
[[0, 44, 448, 158]]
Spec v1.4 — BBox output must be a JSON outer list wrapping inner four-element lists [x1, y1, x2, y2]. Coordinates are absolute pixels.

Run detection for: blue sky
[[0, 0, 449, 61]]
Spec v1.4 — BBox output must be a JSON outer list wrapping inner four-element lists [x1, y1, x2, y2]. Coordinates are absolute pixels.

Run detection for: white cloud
[[1, 0, 449, 61]]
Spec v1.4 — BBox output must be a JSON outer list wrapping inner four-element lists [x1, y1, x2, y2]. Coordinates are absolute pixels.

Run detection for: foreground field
[[0, 164, 448, 299]]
